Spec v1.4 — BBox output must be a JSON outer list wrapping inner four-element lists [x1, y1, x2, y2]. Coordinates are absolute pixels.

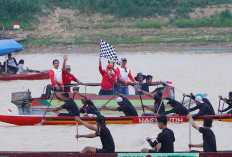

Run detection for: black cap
[[96, 115, 106, 126]]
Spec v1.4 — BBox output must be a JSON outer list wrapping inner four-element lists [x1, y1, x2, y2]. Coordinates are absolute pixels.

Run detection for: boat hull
[[0, 115, 231, 126], [0, 72, 49, 81]]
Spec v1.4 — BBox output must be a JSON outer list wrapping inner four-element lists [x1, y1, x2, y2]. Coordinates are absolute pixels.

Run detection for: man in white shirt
[[49, 59, 62, 91]]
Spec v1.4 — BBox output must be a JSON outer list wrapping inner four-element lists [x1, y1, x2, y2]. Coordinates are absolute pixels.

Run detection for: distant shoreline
[[22, 41, 232, 53]]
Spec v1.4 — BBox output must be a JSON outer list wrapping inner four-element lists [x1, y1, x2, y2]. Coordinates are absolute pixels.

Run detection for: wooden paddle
[[181, 95, 185, 105], [39, 88, 55, 125], [90, 94, 117, 118], [219, 100, 225, 121], [139, 92, 145, 113], [100, 94, 117, 111], [218, 98, 221, 113], [156, 98, 163, 114], [188, 97, 192, 151]]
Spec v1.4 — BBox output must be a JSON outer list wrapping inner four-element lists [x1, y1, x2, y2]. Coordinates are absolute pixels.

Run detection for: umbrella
[[0, 39, 23, 73]]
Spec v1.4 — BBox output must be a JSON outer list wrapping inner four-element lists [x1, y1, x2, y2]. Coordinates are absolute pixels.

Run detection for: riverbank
[[23, 41, 232, 53]]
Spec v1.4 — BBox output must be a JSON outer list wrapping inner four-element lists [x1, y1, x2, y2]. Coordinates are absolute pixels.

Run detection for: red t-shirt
[[99, 65, 116, 90], [62, 70, 78, 92]]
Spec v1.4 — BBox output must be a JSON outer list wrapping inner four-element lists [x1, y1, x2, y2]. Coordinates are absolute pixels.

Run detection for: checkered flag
[[100, 40, 120, 65]]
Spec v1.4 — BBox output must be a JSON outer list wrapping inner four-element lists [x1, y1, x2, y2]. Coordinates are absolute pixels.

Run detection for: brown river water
[[0, 49, 232, 152]]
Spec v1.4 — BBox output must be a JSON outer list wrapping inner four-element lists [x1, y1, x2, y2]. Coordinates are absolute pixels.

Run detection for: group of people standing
[[49, 55, 162, 95]]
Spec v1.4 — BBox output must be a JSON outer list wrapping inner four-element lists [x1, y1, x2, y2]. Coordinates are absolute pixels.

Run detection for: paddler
[[187, 113, 217, 152], [161, 98, 188, 116], [141, 115, 175, 153], [98, 59, 116, 95], [75, 92, 100, 117], [45, 92, 80, 117], [188, 96, 215, 118], [137, 89, 165, 116], [218, 91, 232, 115], [115, 57, 138, 95], [62, 55, 83, 92], [49, 59, 62, 91], [101, 92, 138, 117], [184, 93, 215, 115], [75, 115, 115, 153]]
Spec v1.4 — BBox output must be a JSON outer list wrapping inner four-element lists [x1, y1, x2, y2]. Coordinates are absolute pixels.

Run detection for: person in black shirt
[[75, 115, 115, 153], [46, 92, 79, 116], [184, 93, 215, 115], [137, 89, 165, 116], [162, 98, 188, 116], [218, 92, 232, 114], [141, 115, 175, 153], [102, 93, 138, 116], [141, 75, 153, 92], [75, 92, 100, 117], [188, 113, 217, 152], [188, 96, 215, 118]]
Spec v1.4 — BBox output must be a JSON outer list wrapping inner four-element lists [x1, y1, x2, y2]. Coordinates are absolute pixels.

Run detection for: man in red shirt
[[62, 55, 83, 92], [115, 57, 137, 95], [98, 60, 116, 95]]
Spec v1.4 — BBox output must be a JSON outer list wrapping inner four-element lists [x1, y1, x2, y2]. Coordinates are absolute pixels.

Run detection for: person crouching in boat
[[46, 92, 80, 117], [75, 115, 115, 153], [62, 55, 83, 92], [141, 115, 175, 153], [188, 96, 215, 118], [98, 59, 116, 95], [16, 59, 29, 74], [49, 59, 62, 91], [74, 92, 100, 117], [187, 113, 217, 152], [218, 91, 232, 115], [184, 93, 215, 115], [101, 93, 138, 117], [161, 98, 188, 116], [137, 89, 165, 116]]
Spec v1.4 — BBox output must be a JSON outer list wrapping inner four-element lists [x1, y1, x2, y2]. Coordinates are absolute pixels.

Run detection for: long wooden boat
[[25, 86, 181, 116], [0, 115, 231, 126], [0, 152, 231, 157], [0, 72, 49, 81]]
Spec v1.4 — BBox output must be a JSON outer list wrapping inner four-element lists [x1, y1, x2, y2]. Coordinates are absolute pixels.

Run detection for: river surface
[[0, 49, 232, 152]]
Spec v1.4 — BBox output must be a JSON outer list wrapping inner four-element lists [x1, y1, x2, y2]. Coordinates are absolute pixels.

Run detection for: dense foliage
[[0, 0, 232, 30]]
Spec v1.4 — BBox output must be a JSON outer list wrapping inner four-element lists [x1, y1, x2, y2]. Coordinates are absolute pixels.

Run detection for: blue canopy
[[0, 39, 23, 56]]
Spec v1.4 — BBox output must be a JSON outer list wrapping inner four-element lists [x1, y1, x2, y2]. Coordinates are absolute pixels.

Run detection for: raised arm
[[99, 60, 104, 75], [187, 113, 199, 130], [75, 117, 98, 132], [62, 55, 68, 71]]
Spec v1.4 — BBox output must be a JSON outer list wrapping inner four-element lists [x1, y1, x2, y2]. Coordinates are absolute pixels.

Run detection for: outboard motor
[[11, 90, 32, 115]]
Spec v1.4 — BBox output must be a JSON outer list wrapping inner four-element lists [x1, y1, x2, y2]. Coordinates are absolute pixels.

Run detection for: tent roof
[[0, 39, 23, 56]]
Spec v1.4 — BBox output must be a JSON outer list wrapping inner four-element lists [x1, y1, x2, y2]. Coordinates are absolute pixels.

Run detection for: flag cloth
[[99, 40, 120, 65]]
